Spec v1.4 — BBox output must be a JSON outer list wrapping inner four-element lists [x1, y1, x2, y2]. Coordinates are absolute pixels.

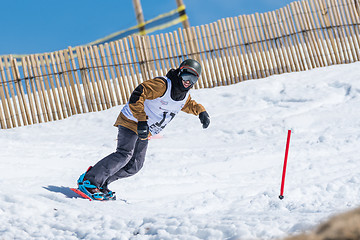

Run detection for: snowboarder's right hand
[[199, 111, 210, 129], [137, 121, 149, 140]]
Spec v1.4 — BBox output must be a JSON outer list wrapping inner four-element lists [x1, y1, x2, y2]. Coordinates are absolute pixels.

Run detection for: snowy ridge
[[1, 62, 360, 239]]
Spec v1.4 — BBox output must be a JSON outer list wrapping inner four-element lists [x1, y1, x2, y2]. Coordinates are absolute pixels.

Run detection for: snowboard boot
[[100, 184, 116, 201], [77, 167, 104, 201]]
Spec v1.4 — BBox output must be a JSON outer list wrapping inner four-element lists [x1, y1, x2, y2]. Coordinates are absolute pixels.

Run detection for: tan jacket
[[114, 77, 206, 134]]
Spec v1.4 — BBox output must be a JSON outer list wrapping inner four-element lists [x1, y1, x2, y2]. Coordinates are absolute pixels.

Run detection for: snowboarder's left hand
[[199, 111, 210, 129], [137, 121, 149, 140]]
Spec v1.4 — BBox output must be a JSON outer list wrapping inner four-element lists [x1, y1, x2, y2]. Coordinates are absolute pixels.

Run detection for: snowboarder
[[76, 59, 210, 201]]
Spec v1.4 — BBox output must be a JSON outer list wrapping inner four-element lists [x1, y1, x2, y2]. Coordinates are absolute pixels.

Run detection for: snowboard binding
[[75, 166, 116, 201]]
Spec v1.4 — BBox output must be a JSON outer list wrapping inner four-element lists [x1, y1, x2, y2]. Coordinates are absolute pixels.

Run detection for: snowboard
[[70, 188, 93, 201], [70, 187, 127, 202]]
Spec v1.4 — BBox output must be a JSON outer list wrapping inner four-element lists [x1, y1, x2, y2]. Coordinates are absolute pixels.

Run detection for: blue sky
[[0, 0, 293, 55]]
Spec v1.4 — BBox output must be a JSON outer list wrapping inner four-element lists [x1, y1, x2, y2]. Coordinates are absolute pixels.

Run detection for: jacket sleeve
[[181, 94, 206, 116], [128, 78, 166, 121]]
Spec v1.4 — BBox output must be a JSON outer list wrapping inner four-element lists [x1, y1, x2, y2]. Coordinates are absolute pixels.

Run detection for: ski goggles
[[179, 72, 199, 85]]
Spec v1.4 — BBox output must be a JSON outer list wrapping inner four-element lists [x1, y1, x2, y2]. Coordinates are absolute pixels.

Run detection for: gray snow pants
[[85, 125, 148, 188]]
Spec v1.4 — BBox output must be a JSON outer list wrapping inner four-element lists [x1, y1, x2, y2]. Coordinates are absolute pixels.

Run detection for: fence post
[[0, 91, 5, 128], [190, 27, 207, 88], [145, 35, 157, 77], [11, 57, 30, 126], [150, 35, 163, 76], [238, 15, 259, 79], [21, 57, 38, 124], [30, 55, 49, 122], [251, 14, 272, 77], [142, 35, 155, 79], [99, 44, 115, 108], [89, 45, 108, 110], [134, 35, 148, 83], [113, 40, 131, 102], [0, 57, 11, 128], [225, 18, 244, 83], [340, 0, 360, 61], [38, 55, 57, 121], [157, 34, 169, 75], [303, 1, 331, 66], [208, 23, 227, 85], [104, 43, 122, 106], [84, 46, 103, 111], [320, 0, 344, 64], [164, 33, 176, 69], [117, 39, 134, 96], [35, 54, 54, 122], [327, 0, 351, 63], [354, 0, 360, 18], [212, 22, 232, 85], [65, 47, 82, 113], [51, 52, 70, 118], [231, 17, 252, 79], [218, 19, 237, 84], [76, 46, 93, 112], [3, 57, 21, 126], [68, 47, 87, 113], [43, 53, 62, 119], [195, 26, 212, 88], [292, 2, 321, 68], [127, 37, 142, 88], [93, 45, 112, 109], [57, 51, 77, 115], [331, 0, 357, 62]]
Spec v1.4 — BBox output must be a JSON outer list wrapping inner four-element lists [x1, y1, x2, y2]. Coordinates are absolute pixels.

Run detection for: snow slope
[[1, 62, 360, 240]]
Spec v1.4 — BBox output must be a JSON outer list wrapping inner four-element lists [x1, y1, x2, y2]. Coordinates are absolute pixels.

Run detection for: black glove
[[137, 121, 149, 140], [199, 111, 210, 129]]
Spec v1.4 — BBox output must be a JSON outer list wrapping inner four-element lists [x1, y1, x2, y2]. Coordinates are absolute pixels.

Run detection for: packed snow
[[1, 62, 360, 240]]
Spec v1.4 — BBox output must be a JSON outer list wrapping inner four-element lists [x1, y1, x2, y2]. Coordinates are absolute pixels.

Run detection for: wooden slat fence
[[0, 0, 359, 129]]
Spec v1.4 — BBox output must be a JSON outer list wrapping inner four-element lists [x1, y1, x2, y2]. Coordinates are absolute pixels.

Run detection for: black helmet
[[179, 59, 202, 78], [178, 59, 201, 89]]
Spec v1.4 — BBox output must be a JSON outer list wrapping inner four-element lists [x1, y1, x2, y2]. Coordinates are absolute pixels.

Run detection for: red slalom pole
[[279, 130, 291, 200]]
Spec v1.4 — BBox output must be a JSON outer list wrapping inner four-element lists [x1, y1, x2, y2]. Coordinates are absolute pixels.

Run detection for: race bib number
[[149, 111, 176, 135]]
